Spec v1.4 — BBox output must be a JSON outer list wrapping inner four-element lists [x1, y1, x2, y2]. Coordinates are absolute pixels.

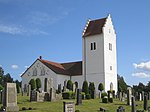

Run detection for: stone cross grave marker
[[63, 102, 75, 112], [2, 83, 19, 112], [127, 87, 132, 106]]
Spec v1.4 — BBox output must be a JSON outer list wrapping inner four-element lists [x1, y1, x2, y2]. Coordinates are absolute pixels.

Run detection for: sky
[[0, 0, 150, 86]]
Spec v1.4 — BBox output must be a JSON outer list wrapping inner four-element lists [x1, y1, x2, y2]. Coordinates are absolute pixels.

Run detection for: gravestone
[[63, 102, 75, 112], [76, 89, 82, 105], [24, 84, 27, 93], [27, 84, 31, 96], [119, 92, 122, 101], [110, 82, 113, 91], [63, 80, 67, 92], [58, 84, 62, 93], [30, 90, 38, 102], [139, 93, 142, 101], [135, 92, 139, 101], [148, 92, 150, 100], [99, 92, 101, 99], [144, 95, 148, 110], [72, 84, 76, 92], [127, 87, 132, 106], [117, 106, 125, 112], [141, 91, 144, 101], [131, 96, 136, 112], [0, 90, 2, 104], [121, 92, 125, 102], [49, 87, 56, 101], [2, 83, 19, 112]]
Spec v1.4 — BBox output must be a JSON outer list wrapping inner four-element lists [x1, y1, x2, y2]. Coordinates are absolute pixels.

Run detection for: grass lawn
[[0, 93, 149, 112]]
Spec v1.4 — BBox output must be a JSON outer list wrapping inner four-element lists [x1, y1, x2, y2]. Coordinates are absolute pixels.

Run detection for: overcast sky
[[0, 0, 150, 86]]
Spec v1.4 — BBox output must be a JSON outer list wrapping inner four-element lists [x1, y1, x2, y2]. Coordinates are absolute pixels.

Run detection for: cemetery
[[0, 81, 150, 112]]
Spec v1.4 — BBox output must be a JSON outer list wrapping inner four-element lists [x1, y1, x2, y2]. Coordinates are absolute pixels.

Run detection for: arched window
[[33, 68, 37, 76], [41, 67, 45, 76]]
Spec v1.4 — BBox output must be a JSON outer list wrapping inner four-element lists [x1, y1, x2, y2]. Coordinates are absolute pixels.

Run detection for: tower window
[[91, 43, 93, 50], [109, 43, 112, 51], [90, 42, 96, 50], [110, 66, 112, 70]]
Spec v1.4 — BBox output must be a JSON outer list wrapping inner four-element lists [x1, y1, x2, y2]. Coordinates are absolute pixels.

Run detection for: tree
[[117, 74, 127, 92], [98, 83, 104, 92], [29, 79, 36, 90], [89, 82, 95, 99], [82, 80, 89, 94], [75, 81, 78, 89], [36, 78, 41, 91], [67, 80, 73, 91], [15, 80, 20, 93]]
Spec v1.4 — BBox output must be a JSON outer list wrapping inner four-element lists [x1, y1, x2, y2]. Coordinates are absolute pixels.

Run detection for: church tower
[[82, 14, 117, 93]]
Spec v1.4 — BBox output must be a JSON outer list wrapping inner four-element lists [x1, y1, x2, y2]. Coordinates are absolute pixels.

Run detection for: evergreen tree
[[15, 80, 20, 93], [36, 78, 41, 91], [89, 82, 95, 98], [82, 80, 89, 94], [29, 79, 36, 90], [98, 83, 104, 92], [117, 74, 127, 92], [67, 80, 73, 91]]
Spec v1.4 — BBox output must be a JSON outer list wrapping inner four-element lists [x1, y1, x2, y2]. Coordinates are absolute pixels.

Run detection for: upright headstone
[[76, 89, 82, 105], [50, 88, 55, 101], [30, 90, 38, 102], [0, 90, 2, 104], [131, 96, 136, 112], [119, 92, 122, 101], [63, 80, 67, 92], [121, 92, 125, 102], [141, 91, 144, 101], [135, 92, 139, 101], [144, 95, 148, 110], [110, 82, 113, 91], [47, 78, 53, 93], [99, 92, 101, 99], [139, 93, 142, 101], [63, 102, 75, 112], [58, 84, 62, 93], [127, 87, 132, 106], [72, 84, 76, 92], [148, 92, 150, 100], [2, 83, 19, 112], [27, 84, 31, 96]]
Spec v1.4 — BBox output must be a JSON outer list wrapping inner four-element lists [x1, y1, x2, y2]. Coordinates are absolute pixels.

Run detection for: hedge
[[62, 91, 75, 99]]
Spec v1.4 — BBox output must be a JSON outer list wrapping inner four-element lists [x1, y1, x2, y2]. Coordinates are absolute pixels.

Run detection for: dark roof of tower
[[83, 17, 107, 37]]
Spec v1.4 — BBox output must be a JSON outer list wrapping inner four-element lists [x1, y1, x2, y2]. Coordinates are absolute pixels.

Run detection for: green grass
[[0, 93, 149, 112]]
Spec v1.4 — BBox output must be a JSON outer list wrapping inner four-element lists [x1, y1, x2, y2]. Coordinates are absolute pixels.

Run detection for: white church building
[[21, 14, 118, 94]]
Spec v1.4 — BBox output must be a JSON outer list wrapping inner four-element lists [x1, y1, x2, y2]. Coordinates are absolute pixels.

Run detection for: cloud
[[11, 65, 19, 69], [132, 72, 150, 78], [28, 11, 68, 26], [0, 65, 2, 67], [0, 25, 24, 35], [25, 66, 28, 69], [0, 24, 48, 36], [133, 61, 150, 71]]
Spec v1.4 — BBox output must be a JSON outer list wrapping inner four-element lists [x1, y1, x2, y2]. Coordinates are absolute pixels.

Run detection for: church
[[21, 14, 118, 94]]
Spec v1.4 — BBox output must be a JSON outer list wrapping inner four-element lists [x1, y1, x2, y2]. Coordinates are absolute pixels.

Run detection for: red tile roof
[[83, 17, 107, 37], [39, 59, 82, 76]]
